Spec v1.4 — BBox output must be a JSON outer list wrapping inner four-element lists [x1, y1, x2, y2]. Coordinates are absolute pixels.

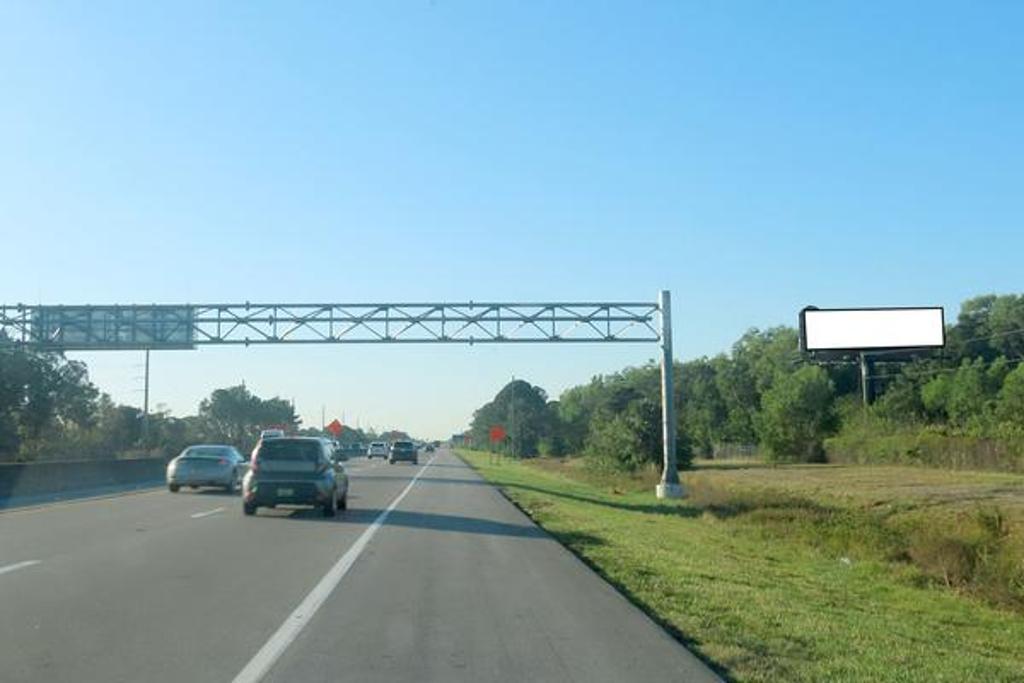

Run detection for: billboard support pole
[[656, 290, 683, 499], [859, 353, 874, 407]]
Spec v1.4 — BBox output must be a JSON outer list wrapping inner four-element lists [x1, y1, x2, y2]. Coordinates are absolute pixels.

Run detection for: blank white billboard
[[801, 307, 945, 352]]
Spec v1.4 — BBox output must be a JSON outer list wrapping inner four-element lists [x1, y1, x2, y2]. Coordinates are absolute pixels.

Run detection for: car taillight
[[218, 458, 228, 465]]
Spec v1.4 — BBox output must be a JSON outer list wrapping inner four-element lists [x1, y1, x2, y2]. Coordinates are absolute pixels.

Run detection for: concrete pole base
[[656, 482, 684, 499]]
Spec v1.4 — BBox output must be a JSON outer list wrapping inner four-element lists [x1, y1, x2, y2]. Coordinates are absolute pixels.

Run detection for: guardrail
[[0, 458, 168, 504]]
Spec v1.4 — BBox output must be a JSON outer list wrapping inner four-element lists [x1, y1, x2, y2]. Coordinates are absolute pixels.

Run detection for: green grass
[[458, 450, 1024, 683]]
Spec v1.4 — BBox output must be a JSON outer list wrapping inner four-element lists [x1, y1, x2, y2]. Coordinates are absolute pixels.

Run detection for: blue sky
[[1, 2, 1022, 438]]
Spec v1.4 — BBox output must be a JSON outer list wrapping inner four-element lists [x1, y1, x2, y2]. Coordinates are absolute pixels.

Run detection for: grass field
[[457, 450, 1024, 682]]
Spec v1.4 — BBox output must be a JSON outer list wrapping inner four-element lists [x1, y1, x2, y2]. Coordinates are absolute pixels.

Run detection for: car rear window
[[394, 441, 414, 449], [257, 440, 322, 462], [183, 447, 231, 459]]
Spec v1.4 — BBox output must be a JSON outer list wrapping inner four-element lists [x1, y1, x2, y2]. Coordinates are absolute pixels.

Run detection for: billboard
[[800, 307, 945, 353], [31, 306, 195, 350]]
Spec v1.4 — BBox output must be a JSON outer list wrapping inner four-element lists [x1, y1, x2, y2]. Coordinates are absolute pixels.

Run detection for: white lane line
[[191, 507, 225, 519], [232, 453, 437, 683], [0, 560, 41, 576]]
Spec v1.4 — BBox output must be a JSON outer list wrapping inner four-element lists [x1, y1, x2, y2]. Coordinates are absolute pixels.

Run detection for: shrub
[[585, 399, 691, 472], [537, 435, 567, 457], [756, 366, 838, 462]]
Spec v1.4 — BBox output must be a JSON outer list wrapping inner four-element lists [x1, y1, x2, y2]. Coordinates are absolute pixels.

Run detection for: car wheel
[[243, 502, 257, 516], [323, 492, 337, 517], [169, 483, 180, 493], [225, 475, 237, 494]]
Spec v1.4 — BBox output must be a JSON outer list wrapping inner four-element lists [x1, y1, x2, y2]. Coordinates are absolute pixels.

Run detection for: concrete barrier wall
[[0, 458, 168, 501]]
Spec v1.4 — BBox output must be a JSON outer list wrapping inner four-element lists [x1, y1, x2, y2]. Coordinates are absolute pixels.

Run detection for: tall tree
[[470, 379, 551, 456], [198, 385, 299, 449]]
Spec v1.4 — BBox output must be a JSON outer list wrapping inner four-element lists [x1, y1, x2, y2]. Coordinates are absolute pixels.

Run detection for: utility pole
[[508, 374, 517, 458], [656, 290, 683, 499], [509, 391, 516, 458], [141, 349, 150, 444]]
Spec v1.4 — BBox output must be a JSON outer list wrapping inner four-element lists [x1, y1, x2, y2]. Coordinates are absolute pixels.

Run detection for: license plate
[[276, 487, 294, 497]]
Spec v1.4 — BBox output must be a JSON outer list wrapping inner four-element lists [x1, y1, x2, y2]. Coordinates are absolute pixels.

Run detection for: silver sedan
[[166, 445, 247, 493]]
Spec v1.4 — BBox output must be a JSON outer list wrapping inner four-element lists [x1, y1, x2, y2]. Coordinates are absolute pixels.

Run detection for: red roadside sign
[[326, 419, 343, 437], [489, 425, 507, 443]]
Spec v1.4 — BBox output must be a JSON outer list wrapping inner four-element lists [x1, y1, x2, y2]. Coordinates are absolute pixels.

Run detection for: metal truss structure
[[0, 301, 661, 349]]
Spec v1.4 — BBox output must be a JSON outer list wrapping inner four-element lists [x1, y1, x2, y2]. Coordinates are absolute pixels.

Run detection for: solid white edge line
[[0, 560, 41, 576], [231, 453, 437, 683], [190, 507, 226, 519]]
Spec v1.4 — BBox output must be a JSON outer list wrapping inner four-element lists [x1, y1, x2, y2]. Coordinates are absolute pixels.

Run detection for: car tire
[[169, 484, 180, 493], [243, 502, 257, 516], [323, 492, 337, 517], [225, 475, 237, 494]]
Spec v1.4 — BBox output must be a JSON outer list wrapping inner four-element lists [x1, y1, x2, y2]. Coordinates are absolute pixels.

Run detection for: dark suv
[[388, 440, 418, 465], [243, 437, 349, 517]]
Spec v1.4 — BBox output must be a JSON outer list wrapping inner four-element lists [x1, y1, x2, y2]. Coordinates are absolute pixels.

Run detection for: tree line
[[468, 293, 1024, 472], [0, 346, 379, 462], [5, 292, 1022, 468]]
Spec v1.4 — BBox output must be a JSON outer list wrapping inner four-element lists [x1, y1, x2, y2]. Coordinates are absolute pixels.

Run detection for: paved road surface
[[0, 448, 719, 682]]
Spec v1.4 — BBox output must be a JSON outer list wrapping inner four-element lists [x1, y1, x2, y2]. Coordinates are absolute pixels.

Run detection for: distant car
[[167, 445, 246, 493], [425, 443, 435, 453], [367, 441, 388, 459], [259, 429, 285, 440], [243, 437, 348, 517], [348, 442, 365, 457], [389, 440, 418, 465]]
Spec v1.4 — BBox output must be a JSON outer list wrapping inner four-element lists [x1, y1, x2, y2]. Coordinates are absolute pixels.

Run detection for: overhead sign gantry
[[0, 294, 683, 498]]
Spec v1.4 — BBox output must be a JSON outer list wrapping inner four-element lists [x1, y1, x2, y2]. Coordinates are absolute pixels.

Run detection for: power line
[[867, 355, 1024, 381]]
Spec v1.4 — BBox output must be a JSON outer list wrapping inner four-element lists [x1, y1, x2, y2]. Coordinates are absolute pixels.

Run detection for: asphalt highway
[[0, 448, 718, 682]]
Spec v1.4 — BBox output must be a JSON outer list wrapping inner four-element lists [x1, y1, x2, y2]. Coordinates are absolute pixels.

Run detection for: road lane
[[1, 450, 718, 682], [0, 456, 414, 683], [232, 453, 438, 683], [263, 449, 719, 683]]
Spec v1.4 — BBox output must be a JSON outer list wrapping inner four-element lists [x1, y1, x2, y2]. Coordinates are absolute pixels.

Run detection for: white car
[[366, 441, 388, 459], [259, 429, 285, 440]]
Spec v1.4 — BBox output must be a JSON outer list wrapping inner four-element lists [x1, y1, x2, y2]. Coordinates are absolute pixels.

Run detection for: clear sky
[[1, 2, 1022, 439]]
